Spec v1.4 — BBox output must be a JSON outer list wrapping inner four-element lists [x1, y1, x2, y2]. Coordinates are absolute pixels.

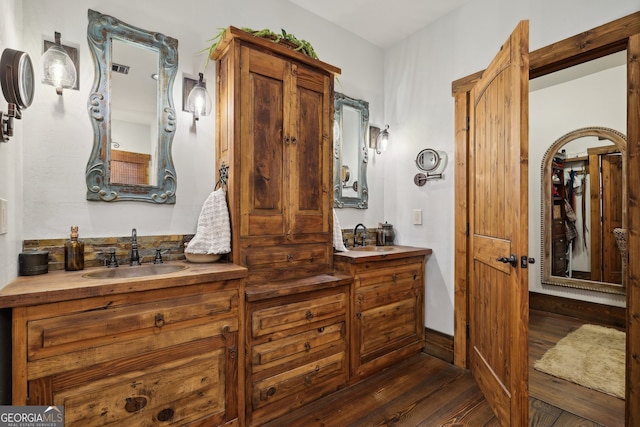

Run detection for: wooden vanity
[[333, 246, 432, 382], [0, 245, 431, 426], [0, 261, 247, 427]]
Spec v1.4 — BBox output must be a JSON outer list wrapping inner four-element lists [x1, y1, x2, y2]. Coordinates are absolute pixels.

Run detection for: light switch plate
[[412, 209, 422, 225], [0, 199, 7, 234]]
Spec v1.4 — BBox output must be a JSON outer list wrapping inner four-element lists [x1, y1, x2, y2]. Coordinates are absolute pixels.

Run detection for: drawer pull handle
[[267, 387, 277, 397], [287, 253, 294, 261], [305, 310, 314, 320], [157, 407, 174, 422], [304, 341, 311, 351], [317, 327, 325, 333], [125, 396, 148, 413], [155, 313, 165, 328]]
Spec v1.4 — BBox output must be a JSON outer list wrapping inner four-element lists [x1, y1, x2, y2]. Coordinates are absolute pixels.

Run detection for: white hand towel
[[185, 188, 231, 254], [333, 208, 348, 252]]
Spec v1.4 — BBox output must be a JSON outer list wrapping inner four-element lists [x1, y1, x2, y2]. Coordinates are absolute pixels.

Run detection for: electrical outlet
[[0, 199, 7, 234], [412, 209, 422, 225]]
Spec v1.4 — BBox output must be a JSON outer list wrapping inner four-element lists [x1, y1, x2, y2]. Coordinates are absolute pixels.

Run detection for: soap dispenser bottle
[[64, 226, 85, 271]]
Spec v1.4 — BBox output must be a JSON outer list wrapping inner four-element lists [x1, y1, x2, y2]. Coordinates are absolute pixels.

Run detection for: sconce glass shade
[[187, 73, 212, 120], [39, 32, 77, 95], [369, 124, 390, 154]]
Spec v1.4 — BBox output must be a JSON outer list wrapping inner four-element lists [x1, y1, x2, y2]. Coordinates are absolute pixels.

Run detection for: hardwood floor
[[266, 310, 624, 426]]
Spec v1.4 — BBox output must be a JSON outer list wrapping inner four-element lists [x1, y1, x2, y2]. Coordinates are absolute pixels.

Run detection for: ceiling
[[288, 0, 468, 48]]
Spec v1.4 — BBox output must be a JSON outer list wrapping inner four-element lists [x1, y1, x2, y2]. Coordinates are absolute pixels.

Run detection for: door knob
[[496, 254, 517, 267]]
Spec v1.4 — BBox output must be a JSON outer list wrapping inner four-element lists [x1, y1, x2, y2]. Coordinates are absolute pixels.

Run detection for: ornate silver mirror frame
[[86, 9, 178, 203], [333, 92, 369, 209], [541, 126, 627, 294]]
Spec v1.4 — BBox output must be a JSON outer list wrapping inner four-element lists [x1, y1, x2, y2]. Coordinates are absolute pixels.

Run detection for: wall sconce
[[0, 48, 35, 142], [39, 32, 78, 95], [184, 73, 212, 121], [369, 124, 390, 154]]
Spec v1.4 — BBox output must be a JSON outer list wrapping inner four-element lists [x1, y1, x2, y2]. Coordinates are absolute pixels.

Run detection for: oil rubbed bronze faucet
[[130, 228, 141, 266], [353, 223, 369, 247]]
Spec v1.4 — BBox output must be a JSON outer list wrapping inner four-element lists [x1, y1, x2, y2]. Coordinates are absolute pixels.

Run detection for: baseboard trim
[[423, 328, 454, 364], [529, 292, 625, 329]]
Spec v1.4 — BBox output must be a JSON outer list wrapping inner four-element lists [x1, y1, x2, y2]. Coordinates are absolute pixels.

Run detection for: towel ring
[[215, 162, 229, 190]]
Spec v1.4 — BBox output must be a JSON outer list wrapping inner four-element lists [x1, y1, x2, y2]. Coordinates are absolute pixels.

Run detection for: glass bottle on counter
[[64, 225, 85, 271]]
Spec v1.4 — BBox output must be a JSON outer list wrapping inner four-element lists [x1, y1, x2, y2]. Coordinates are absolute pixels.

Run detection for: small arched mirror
[[333, 92, 369, 209], [541, 126, 626, 294], [86, 10, 178, 203]]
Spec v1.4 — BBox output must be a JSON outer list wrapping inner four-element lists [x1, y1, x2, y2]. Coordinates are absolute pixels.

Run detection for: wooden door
[[468, 21, 529, 427], [602, 153, 623, 283]]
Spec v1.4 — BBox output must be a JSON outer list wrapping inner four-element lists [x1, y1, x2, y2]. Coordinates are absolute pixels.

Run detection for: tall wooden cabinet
[[213, 27, 341, 283], [212, 27, 343, 425]]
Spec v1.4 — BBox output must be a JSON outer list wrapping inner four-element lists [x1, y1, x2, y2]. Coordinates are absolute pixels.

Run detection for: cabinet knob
[[267, 387, 276, 397], [317, 327, 325, 333], [291, 136, 297, 144], [304, 341, 311, 351], [284, 135, 290, 144], [305, 310, 314, 320], [154, 313, 165, 328]]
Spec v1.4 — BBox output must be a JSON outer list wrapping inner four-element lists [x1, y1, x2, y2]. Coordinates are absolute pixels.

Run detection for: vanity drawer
[[25, 288, 238, 378], [251, 320, 346, 373], [251, 351, 347, 411], [354, 262, 422, 290], [251, 292, 347, 338], [241, 243, 330, 271]]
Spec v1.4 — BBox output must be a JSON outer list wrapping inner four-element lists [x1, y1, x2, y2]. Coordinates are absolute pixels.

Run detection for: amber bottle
[[64, 226, 85, 271]]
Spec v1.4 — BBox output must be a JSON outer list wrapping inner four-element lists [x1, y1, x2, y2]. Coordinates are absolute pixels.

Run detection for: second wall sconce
[[369, 124, 390, 154], [184, 72, 212, 121], [0, 48, 35, 142], [39, 32, 78, 95]]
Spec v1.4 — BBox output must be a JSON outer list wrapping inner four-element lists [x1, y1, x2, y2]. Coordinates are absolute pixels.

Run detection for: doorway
[[452, 11, 640, 425]]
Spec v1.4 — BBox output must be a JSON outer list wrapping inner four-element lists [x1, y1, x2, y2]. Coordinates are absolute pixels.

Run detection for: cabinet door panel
[[53, 350, 226, 427], [359, 297, 418, 355], [241, 47, 287, 238], [290, 70, 329, 235]]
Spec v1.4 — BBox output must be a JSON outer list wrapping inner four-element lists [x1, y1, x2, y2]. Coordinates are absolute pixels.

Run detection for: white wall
[[383, 0, 639, 334], [0, 0, 384, 287], [0, 1, 24, 286]]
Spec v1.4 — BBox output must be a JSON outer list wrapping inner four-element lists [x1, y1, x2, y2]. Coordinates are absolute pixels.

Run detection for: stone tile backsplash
[[23, 234, 195, 271]]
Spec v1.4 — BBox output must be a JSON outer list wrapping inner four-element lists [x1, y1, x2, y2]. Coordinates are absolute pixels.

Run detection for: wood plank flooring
[[266, 310, 624, 426]]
